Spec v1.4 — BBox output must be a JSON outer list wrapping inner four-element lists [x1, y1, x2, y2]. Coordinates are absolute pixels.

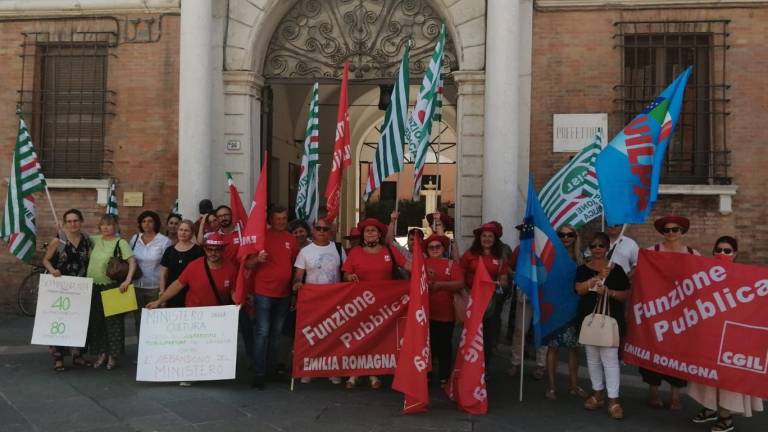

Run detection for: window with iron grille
[[19, 32, 116, 179], [615, 21, 731, 185]]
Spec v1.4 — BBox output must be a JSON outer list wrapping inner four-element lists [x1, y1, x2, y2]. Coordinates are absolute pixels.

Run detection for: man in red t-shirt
[[243, 205, 298, 389], [213, 205, 241, 265], [147, 233, 237, 308]]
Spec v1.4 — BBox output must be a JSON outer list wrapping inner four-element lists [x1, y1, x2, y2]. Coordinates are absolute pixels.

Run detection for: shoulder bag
[[203, 259, 231, 306], [578, 284, 619, 347], [106, 238, 143, 282]]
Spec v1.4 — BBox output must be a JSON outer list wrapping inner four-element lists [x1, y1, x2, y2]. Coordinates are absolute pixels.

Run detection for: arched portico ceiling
[[264, 0, 459, 80]]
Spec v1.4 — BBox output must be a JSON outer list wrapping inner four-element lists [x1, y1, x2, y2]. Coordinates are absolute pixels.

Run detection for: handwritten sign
[[136, 306, 239, 382], [31, 275, 93, 347]]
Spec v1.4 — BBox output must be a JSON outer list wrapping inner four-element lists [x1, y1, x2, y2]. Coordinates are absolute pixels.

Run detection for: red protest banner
[[292, 280, 409, 378], [445, 257, 495, 415], [624, 250, 768, 399], [392, 240, 430, 413]]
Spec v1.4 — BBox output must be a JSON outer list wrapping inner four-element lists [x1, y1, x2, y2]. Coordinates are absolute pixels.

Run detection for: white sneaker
[[329, 376, 342, 385], [300, 377, 311, 384]]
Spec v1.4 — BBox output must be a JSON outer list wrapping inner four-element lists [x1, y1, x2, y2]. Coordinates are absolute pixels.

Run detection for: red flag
[[235, 154, 268, 304], [227, 173, 248, 230], [392, 239, 430, 413], [445, 257, 495, 415], [323, 63, 351, 223]]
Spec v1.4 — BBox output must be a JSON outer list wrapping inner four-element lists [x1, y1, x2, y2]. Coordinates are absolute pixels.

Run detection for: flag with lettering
[[296, 82, 320, 223], [324, 63, 351, 223], [407, 23, 445, 199], [364, 45, 410, 201], [445, 257, 495, 415], [392, 239, 430, 413], [235, 155, 268, 305], [539, 133, 603, 230], [1, 118, 46, 262], [226, 172, 248, 231], [515, 176, 578, 345], [596, 67, 692, 225]]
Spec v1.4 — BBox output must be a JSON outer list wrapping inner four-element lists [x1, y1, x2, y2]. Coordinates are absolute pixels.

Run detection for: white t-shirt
[[130, 233, 173, 289], [609, 235, 639, 274], [294, 242, 346, 284]]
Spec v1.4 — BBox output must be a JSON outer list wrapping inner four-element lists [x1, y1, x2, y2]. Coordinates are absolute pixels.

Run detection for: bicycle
[[17, 243, 48, 317]]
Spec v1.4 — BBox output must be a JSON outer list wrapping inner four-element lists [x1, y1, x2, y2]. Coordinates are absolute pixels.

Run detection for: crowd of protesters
[[38, 201, 762, 431]]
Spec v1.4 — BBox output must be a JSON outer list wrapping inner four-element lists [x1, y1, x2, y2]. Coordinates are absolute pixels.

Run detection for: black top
[[576, 264, 630, 336], [160, 244, 204, 308], [53, 232, 90, 277]]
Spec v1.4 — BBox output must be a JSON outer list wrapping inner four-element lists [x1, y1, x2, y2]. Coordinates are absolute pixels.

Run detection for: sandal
[[544, 388, 557, 401], [106, 357, 118, 371], [710, 416, 734, 432], [345, 377, 357, 389], [53, 359, 66, 372], [693, 408, 719, 424], [93, 354, 107, 369], [669, 399, 683, 411], [607, 400, 624, 420], [369, 376, 382, 389], [647, 397, 664, 409], [72, 355, 92, 368], [569, 386, 588, 399], [584, 393, 606, 410]]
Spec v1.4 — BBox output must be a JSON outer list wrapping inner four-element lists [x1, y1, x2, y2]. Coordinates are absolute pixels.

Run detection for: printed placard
[[136, 305, 239, 382], [31, 275, 93, 347]]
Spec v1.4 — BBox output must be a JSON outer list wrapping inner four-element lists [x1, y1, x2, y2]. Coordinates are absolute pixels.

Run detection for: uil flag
[[539, 132, 603, 230], [324, 63, 351, 223], [296, 82, 320, 222], [106, 181, 119, 216], [596, 66, 692, 225], [392, 238, 430, 414], [407, 23, 445, 199], [364, 45, 410, 200], [515, 176, 578, 345], [226, 172, 248, 231], [1, 118, 46, 262], [445, 256, 495, 415]]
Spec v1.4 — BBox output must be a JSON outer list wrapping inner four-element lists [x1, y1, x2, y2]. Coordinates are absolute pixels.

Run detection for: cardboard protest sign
[[31, 274, 93, 347]]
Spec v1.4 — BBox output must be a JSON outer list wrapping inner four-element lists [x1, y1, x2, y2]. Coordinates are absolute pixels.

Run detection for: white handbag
[[578, 287, 620, 348]]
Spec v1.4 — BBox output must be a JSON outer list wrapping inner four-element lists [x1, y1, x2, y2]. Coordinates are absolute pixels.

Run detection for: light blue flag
[[595, 66, 692, 225]]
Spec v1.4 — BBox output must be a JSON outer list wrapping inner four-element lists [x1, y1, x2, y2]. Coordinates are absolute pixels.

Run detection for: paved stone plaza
[[1, 312, 765, 432]]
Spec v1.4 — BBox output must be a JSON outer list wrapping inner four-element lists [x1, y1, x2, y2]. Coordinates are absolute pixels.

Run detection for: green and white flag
[[1, 118, 46, 262], [170, 199, 179, 216], [106, 181, 119, 216], [364, 45, 410, 201], [539, 132, 604, 230], [407, 23, 445, 199], [295, 82, 319, 222]]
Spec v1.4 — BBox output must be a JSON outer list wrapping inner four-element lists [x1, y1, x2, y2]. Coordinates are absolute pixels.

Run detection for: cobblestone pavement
[[1, 312, 765, 432]]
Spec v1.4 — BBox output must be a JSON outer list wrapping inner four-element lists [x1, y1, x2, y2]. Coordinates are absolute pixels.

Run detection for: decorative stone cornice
[[451, 71, 485, 95], [0, 0, 180, 17], [223, 71, 265, 97]]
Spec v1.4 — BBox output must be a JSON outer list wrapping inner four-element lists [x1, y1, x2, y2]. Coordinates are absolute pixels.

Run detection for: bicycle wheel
[[17, 271, 40, 317]]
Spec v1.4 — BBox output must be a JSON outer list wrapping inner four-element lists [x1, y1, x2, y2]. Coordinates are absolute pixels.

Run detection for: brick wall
[[0, 15, 180, 305], [530, 7, 768, 263]]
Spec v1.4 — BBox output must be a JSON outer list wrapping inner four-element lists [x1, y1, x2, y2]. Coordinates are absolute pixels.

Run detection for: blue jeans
[[251, 294, 290, 377]]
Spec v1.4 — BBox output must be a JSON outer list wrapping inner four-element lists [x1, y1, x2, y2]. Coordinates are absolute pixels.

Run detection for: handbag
[[105, 238, 143, 282], [203, 258, 231, 306], [578, 286, 620, 348]]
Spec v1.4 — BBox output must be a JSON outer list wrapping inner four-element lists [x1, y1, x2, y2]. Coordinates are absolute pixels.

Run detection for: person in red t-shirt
[[146, 233, 237, 309], [242, 205, 298, 389], [459, 223, 509, 369], [212, 205, 241, 265], [423, 234, 464, 383], [341, 217, 410, 389]]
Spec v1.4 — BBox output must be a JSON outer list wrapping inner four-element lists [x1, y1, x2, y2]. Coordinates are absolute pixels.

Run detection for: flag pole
[[43, 185, 60, 230], [518, 297, 525, 402]]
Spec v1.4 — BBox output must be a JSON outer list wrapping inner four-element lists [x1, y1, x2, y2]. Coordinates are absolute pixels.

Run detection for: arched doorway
[[258, 0, 460, 236]]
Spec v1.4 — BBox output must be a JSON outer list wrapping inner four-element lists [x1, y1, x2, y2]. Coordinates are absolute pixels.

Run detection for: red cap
[[653, 215, 690, 234], [357, 218, 388, 238], [423, 234, 450, 250]]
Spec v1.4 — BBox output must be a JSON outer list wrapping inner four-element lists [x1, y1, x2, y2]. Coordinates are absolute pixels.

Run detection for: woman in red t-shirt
[[341, 217, 410, 389], [459, 223, 509, 367], [424, 234, 464, 383]]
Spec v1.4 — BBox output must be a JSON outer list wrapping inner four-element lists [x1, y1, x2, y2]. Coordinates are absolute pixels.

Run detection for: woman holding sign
[[42, 209, 92, 371], [342, 217, 410, 389], [87, 214, 137, 371], [575, 232, 630, 420], [688, 236, 763, 432], [641, 215, 700, 411]]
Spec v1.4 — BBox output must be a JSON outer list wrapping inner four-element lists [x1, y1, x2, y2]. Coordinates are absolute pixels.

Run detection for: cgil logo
[[717, 321, 768, 375], [720, 352, 765, 372]]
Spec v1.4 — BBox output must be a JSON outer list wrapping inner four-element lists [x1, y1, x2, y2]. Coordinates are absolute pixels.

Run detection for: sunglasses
[[427, 244, 444, 250], [715, 247, 734, 255], [589, 243, 607, 249], [662, 226, 682, 234], [557, 232, 576, 239], [314, 226, 330, 232]]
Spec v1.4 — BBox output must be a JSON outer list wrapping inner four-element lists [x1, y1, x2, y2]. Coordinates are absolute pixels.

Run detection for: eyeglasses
[[715, 247, 734, 255], [216, 213, 232, 218], [662, 226, 682, 234], [557, 232, 576, 239], [427, 244, 444, 250], [589, 243, 607, 249], [314, 226, 329, 232]]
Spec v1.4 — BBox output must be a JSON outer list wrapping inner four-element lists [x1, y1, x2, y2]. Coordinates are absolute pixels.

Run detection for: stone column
[[483, 0, 525, 246], [221, 71, 264, 205], [178, 0, 213, 217], [453, 70, 486, 251]]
